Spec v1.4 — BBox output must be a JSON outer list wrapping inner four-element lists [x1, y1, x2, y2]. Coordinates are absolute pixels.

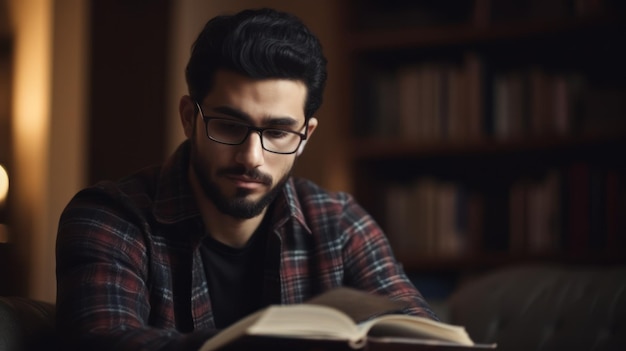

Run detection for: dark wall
[[0, 37, 16, 295], [89, 0, 171, 184]]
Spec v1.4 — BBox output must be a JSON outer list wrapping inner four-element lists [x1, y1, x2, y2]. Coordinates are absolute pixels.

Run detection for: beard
[[189, 139, 292, 220]]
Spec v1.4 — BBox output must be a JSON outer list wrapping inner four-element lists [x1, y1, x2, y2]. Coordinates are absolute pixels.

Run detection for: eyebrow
[[211, 106, 300, 127]]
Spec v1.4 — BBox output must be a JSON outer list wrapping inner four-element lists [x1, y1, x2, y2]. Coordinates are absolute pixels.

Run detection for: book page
[[306, 287, 408, 322], [248, 305, 360, 340], [359, 314, 474, 346], [200, 304, 366, 351]]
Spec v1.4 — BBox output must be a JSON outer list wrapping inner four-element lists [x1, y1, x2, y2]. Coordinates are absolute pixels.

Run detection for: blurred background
[[0, 0, 624, 312], [1, 0, 352, 303]]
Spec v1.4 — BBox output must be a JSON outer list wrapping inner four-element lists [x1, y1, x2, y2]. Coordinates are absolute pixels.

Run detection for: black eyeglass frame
[[194, 101, 309, 155]]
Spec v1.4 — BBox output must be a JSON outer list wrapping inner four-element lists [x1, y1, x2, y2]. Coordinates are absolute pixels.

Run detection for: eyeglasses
[[195, 101, 308, 154]]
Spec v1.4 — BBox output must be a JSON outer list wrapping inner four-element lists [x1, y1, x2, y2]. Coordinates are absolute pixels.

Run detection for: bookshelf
[[345, 0, 626, 279]]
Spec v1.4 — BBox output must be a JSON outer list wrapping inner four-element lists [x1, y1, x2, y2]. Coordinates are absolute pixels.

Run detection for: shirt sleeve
[[339, 195, 439, 321], [55, 186, 216, 351]]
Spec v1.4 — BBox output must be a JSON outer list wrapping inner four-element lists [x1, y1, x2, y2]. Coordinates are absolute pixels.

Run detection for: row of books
[[383, 164, 625, 260], [384, 178, 475, 259], [489, 0, 613, 22], [357, 57, 591, 141], [353, 0, 614, 30], [491, 69, 584, 139]]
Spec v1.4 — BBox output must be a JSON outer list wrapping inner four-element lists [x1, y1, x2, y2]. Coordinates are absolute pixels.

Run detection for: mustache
[[217, 166, 273, 186]]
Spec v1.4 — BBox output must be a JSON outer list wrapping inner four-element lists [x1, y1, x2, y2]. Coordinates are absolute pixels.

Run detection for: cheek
[[192, 137, 225, 173], [270, 155, 296, 178], [201, 145, 232, 170]]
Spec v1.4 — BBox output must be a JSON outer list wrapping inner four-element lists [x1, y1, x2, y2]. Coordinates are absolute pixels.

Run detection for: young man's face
[[182, 69, 317, 219]]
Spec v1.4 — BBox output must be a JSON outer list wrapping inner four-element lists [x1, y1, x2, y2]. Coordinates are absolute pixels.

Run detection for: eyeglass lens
[[207, 119, 302, 153]]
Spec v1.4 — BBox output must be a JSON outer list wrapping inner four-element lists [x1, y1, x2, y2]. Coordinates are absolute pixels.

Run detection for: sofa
[[1, 264, 625, 351], [0, 296, 56, 351], [448, 264, 626, 351]]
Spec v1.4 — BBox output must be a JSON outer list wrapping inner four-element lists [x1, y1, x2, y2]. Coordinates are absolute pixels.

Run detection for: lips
[[218, 167, 272, 187], [227, 175, 265, 186]]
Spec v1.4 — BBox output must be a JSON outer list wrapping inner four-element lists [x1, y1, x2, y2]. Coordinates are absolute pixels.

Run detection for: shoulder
[[61, 165, 162, 227], [289, 177, 354, 213], [287, 178, 377, 234], [57, 166, 165, 263]]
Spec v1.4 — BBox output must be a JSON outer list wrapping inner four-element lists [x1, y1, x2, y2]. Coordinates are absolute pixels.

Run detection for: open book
[[200, 287, 495, 351]]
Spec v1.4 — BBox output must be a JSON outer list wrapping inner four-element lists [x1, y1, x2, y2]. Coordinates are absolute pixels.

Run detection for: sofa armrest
[[0, 296, 56, 351], [448, 264, 626, 351]]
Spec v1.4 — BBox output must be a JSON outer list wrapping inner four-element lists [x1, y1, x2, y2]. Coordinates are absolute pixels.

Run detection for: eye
[[214, 119, 246, 133], [264, 129, 292, 139]]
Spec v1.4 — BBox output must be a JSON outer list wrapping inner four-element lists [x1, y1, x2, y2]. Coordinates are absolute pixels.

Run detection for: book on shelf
[[605, 170, 626, 253], [199, 287, 495, 351], [384, 179, 473, 260], [566, 162, 591, 253], [509, 170, 562, 255]]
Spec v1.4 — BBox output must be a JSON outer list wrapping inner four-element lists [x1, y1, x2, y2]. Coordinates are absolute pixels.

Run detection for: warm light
[[0, 224, 9, 243], [0, 164, 8, 205]]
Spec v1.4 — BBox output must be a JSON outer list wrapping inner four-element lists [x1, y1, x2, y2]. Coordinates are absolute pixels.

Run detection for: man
[[56, 8, 437, 351]]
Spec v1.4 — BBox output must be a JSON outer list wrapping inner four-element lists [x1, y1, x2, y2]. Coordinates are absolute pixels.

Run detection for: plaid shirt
[[56, 141, 436, 351]]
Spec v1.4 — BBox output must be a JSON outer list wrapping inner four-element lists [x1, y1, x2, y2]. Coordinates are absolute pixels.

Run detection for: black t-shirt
[[199, 221, 268, 329]]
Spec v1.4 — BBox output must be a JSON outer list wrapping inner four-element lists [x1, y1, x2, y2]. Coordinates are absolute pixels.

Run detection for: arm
[[339, 196, 439, 320], [55, 187, 216, 351]]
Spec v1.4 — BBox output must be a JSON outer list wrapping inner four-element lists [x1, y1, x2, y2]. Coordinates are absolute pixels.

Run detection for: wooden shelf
[[348, 14, 624, 52], [351, 133, 626, 161]]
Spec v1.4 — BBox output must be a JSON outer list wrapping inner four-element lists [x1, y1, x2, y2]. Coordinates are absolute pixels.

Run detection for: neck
[[188, 165, 266, 248], [205, 208, 265, 248]]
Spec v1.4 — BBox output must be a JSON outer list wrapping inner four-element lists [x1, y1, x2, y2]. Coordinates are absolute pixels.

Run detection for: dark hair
[[185, 8, 327, 119]]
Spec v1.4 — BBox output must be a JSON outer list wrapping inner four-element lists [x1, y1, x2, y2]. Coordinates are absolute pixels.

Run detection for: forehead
[[202, 70, 307, 124]]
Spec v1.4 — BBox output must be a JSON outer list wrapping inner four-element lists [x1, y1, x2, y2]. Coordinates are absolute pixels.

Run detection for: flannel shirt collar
[[152, 141, 312, 235], [270, 177, 313, 235]]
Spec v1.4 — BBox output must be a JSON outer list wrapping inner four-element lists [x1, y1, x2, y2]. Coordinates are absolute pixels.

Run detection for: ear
[[179, 95, 197, 138], [296, 140, 307, 156], [297, 117, 318, 156]]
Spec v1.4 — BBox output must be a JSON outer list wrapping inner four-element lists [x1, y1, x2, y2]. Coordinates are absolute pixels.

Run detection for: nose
[[234, 131, 265, 168]]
